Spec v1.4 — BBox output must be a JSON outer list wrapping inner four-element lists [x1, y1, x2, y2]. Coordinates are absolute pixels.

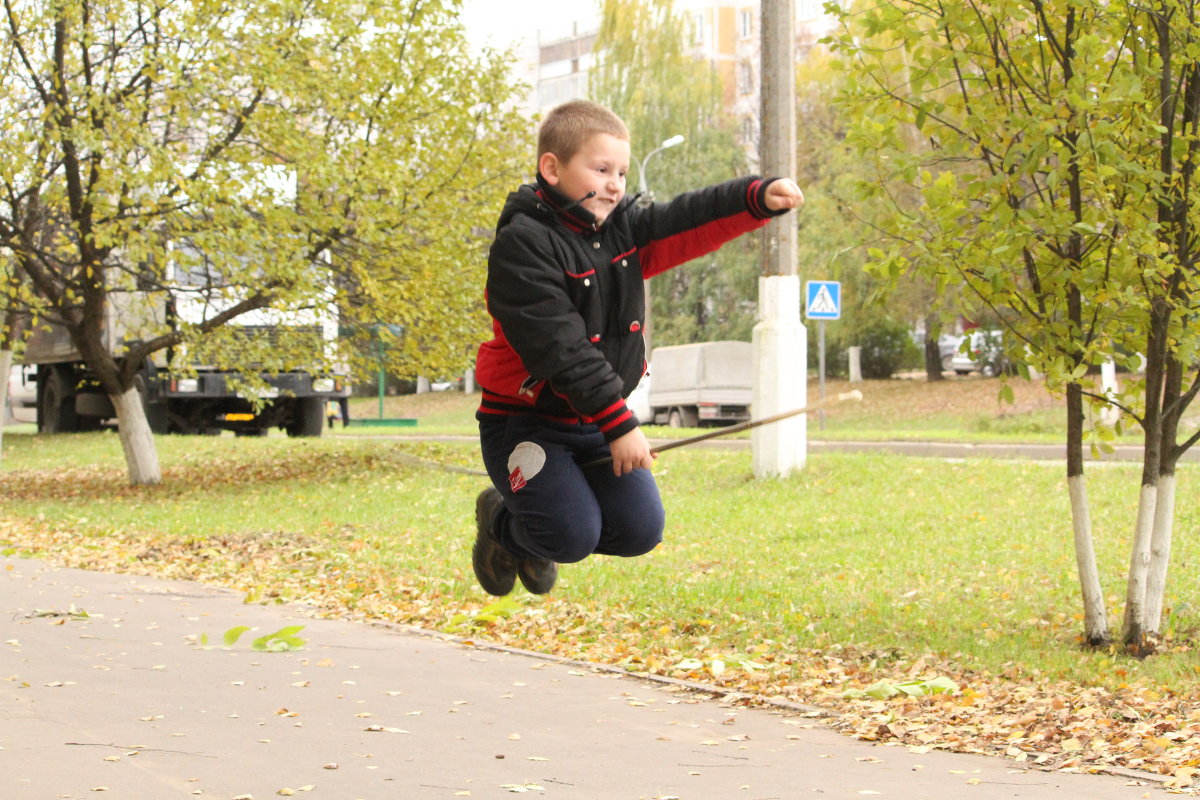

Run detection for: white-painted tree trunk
[[1099, 358, 1120, 426], [1122, 484, 1158, 642], [0, 348, 11, 459], [111, 386, 161, 485], [1144, 474, 1176, 633], [848, 346, 862, 383], [1067, 475, 1109, 643]]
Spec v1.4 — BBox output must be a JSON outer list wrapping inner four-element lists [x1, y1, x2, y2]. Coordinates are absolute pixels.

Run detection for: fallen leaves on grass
[[3, 475, 1199, 792]]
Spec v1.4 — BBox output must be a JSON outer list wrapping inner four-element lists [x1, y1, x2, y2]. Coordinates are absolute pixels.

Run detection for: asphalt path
[[2, 557, 1171, 800]]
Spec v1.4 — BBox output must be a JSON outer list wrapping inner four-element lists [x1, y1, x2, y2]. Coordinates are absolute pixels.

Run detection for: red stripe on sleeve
[[597, 409, 633, 433], [746, 179, 765, 217], [640, 212, 769, 278], [591, 399, 625, 420]]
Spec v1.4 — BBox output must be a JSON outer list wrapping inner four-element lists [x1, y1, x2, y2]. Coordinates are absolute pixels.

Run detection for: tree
[[0, 0, 528, 483], [832, 0, 1200, 651], [590, 0, 759, 346], [793, 26, 962, 382], [1113, 1, 1200, 649]]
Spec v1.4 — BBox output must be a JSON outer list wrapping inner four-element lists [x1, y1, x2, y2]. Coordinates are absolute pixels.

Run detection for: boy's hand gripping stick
[[586, 389, 864, 468]]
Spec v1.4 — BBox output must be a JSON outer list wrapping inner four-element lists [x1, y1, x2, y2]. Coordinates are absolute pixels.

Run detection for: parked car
[[950, 330, 1008, 376], [938, 333, 963, 371]]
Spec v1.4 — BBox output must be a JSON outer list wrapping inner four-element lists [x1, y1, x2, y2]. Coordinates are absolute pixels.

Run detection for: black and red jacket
[[476, 172, 788, 442]]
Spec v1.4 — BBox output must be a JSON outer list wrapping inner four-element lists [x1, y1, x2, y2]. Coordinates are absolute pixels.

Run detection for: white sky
[[458, 0, 601, 53]]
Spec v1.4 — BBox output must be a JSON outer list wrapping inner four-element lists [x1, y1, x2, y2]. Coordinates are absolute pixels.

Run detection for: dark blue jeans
[[478, 415, 665, 563]]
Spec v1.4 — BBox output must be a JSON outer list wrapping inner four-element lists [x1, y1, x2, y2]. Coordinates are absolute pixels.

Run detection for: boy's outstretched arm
[[629, 176, 802, 279], [608, 427, 656, 476], [764, 179, 804, 211]]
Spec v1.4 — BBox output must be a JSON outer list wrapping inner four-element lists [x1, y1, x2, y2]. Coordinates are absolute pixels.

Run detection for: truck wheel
[[286, 397, 325, 438], [38, 368, 79, 434], [668, 407, 699, 428], [668, 407, 700, 429]]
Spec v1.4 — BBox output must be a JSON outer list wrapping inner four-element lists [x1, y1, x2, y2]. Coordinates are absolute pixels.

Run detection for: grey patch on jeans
[[507, 441, 547, 482]]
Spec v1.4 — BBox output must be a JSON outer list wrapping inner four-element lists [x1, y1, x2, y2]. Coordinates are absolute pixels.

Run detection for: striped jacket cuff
[[582, 398, 639, 442], [748, 177, 791, 220]]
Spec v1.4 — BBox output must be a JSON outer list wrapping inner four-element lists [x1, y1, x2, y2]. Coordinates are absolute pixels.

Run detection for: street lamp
[[636, 134, 684, 367], [637, 134, 685, 205]]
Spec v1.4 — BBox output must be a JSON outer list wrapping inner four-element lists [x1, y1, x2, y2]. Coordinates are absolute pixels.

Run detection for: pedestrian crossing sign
[[806, 280, 841, 320]]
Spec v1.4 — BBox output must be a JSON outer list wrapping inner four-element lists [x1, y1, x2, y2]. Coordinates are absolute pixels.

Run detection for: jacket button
[[630, 321, 641, 332], [584, 279, 591, 286], [622, 259, 628, 266], [592, 241, 600, 249]]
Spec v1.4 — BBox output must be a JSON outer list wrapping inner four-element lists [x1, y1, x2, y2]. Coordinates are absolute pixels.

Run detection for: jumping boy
[[472, 100, 803, 596]]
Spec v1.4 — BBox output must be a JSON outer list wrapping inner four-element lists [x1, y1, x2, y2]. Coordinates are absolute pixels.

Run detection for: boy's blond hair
[[538, 100, 629, 164]]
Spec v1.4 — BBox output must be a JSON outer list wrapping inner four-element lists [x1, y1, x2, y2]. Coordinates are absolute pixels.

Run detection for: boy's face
[[540, 133, 630, 226]]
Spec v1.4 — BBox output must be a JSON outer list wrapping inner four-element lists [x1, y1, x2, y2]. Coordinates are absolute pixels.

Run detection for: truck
[[647, 341, 753, 428], [24, 288, 349, 438]]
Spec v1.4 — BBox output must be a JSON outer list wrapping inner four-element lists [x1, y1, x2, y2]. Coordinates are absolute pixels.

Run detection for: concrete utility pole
[[753, 0, 806, 478]]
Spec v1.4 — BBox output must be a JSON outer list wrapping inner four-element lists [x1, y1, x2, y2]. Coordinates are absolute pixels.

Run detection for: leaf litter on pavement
[[2, 446, 1199, 794]]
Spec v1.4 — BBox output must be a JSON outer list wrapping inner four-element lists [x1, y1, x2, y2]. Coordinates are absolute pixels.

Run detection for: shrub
[[808, 323, 848, 378], [854, 318, 921, 379]]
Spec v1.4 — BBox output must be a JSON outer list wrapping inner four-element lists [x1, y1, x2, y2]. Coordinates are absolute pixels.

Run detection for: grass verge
[[2, 429, 1199, 783], [349, 374, 1146, 447]]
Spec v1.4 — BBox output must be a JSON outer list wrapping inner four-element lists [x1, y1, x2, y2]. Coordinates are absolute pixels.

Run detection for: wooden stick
[[586, 390, 864, 467]]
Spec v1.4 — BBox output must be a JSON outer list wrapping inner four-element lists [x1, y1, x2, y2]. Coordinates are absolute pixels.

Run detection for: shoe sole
[[518, 559, 557, 595]]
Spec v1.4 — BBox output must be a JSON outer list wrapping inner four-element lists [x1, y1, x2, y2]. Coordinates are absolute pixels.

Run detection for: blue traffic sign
[[806, 280, 841, 320]]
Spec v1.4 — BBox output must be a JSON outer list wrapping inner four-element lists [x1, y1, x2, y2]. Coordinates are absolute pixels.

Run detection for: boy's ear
[[538, 152, 560, 186]]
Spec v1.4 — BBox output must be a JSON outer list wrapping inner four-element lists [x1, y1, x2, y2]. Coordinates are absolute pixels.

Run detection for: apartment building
[[535, 16, 601, 114], [528, 1, 835, 160]]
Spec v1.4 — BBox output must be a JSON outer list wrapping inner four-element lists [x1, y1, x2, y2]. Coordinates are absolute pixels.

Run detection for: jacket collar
[[532, 172, 640, 234], [534, 172, 600, 233]]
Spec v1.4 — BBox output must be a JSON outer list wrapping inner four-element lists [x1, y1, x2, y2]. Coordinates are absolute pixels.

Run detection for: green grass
[[349, 375, 1147, 446], [343, 393, 479, 434], [2, 428, 1198, 695]]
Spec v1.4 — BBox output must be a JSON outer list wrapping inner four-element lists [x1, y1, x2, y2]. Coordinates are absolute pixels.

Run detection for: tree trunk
[[1144, 473, 1175, 633], [923, 339, 945, 381], [1063, 260, 1105, 645], [1123, 305, 1168, 651], [111, 386, 161, 485], [1145, 354, 1184, 634], [1065, 381, 1108, 645], [1067, 474, 1108, 644], [1122, 485, 1158, 650], [923, 312, 945, 382], [0, 348, 11, 459]]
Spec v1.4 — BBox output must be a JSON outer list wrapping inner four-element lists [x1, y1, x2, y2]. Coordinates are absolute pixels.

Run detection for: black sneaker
[[472, 488, 517, 596], [518, 557, 558, 595]]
